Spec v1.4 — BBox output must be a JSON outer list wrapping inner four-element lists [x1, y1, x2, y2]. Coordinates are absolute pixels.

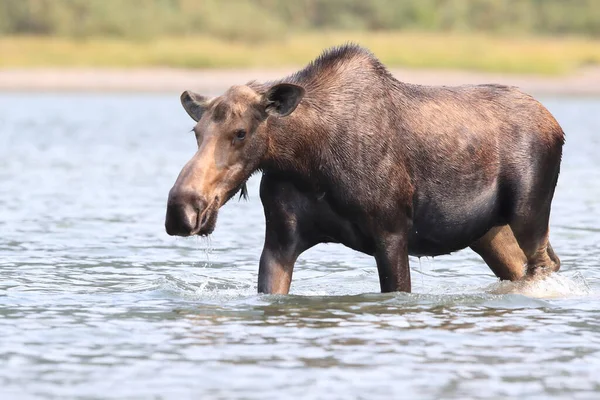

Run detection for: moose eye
[[234, 129, 246, 141]]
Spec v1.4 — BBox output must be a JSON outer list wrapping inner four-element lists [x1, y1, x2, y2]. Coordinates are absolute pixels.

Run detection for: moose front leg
[[374, 231, 411, 293], [258, 173, 319, 294], [258, 234, 299, 294]]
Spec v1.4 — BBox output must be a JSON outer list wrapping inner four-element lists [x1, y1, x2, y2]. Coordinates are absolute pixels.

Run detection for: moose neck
[[260, 104, 332, 182]]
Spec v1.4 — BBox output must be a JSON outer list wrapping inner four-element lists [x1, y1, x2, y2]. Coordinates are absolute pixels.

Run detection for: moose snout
[[165, 188, 207, 236]]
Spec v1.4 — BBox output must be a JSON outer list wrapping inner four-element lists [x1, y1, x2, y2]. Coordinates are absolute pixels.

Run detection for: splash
[[485, 272, 591, 299], [148, 274, 255, 302]]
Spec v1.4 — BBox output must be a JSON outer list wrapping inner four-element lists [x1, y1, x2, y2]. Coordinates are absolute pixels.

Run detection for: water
[[1, 92, 599, 399]]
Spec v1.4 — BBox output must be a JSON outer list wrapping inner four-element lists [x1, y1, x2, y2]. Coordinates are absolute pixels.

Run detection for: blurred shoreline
[[1, 67, 599, 95]]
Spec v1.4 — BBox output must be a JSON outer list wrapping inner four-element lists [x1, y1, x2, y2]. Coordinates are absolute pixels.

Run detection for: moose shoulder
[[165, 44, 564, 294]]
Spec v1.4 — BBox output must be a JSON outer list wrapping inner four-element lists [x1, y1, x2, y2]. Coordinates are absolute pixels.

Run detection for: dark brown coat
[[165, 45, 564, 294]]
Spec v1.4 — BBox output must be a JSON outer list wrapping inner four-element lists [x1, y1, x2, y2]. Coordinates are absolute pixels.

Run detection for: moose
[[165, 44, 564, 294]]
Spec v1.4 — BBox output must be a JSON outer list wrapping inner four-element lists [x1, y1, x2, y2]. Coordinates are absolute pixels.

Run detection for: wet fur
[[169, 44, 564, 294], [253, 45, 563, 256]]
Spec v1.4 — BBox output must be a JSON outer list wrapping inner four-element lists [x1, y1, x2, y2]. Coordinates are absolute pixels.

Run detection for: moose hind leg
[[470, 225, 527, 281], [508, 142, 562, 278], [509, 208, 560, 279], [546, 242, 561, 272]]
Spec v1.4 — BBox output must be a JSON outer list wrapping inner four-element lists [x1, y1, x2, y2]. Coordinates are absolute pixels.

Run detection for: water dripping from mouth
[[198, 235, 213, 267]]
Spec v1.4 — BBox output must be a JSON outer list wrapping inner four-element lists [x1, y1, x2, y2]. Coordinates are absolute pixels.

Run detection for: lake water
[[1, 92, 599, 399]]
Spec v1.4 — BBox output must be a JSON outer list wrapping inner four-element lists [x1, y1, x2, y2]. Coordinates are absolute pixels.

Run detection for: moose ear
[[263, 83, 305, 117], [180, 90, 211, 122]]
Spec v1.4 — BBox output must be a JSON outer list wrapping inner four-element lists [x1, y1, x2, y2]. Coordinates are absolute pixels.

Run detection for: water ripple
[[0, 93, 599, 399]]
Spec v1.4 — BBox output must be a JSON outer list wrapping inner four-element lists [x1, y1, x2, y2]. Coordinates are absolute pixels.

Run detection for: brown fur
[[166, 44, 564, 294]]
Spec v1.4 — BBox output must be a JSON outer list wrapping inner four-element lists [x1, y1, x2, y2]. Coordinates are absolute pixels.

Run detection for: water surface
[[1, 93, 599, 399]]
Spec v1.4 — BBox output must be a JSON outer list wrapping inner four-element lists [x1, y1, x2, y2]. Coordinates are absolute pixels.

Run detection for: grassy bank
[[1, 32, 600, 75]]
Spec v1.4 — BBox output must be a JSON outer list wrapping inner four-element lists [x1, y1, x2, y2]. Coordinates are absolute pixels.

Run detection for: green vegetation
[[1, 1, 600, 74], [2, 33, 599, 75], [1, 0, 600, 40]]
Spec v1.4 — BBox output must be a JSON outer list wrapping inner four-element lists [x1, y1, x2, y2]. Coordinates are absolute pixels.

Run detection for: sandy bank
[[1, 67, 599, 95]]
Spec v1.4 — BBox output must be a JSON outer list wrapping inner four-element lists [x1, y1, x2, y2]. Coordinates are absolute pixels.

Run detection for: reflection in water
[[0, 93, 599, 399]]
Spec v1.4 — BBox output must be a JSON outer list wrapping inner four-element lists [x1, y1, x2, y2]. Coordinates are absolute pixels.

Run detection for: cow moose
[[165, 44, 564, 294]]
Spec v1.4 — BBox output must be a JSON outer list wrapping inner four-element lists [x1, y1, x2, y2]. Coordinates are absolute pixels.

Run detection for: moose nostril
[[165, 188, 207, 236], [165, 203, 196, 236], [168, 189, 206, 211], [165, 187, 212, 235]]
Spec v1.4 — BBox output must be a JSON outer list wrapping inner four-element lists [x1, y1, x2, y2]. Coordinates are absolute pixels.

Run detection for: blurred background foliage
[[0, 0, 599, 73], [1, 0, 599, 40]]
